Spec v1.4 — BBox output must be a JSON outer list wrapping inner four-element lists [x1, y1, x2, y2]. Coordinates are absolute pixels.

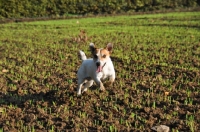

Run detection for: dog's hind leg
[[77, 79, 84, 96], [82, 80, 94, 93]]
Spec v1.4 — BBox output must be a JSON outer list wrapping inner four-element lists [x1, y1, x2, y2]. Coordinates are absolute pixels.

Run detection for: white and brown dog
[[77, 43, 115, 95]]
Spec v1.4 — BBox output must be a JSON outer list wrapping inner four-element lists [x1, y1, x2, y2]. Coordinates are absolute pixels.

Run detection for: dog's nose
[[96, 62, 100, 67]]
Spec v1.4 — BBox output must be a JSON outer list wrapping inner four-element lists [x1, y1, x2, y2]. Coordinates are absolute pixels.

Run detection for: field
[[0, 12, 200, 131]]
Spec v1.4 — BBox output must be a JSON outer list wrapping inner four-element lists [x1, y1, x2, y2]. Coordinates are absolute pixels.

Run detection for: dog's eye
[[94, 55, 98, 59], [102, 54, 106, 58]]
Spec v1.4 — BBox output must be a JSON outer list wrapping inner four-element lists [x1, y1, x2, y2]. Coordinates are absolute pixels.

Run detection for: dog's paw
[[104, 81, 112, 87], [99, 82, 105, 91], [77, 93, 82, 97], [83, 88, 88, 92], [100, 86, 105, 91]]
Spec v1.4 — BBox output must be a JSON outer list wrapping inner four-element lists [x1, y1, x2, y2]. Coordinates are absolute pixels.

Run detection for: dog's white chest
[[97, 72, 103, 78]]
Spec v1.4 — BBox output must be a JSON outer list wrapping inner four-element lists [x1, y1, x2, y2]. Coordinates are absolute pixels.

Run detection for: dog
[[77, 43, 115, 95]]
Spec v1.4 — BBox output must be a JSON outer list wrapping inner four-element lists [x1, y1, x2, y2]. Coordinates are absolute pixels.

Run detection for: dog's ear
[[89, 43, 95, 53], [106, 43, 113, 53]]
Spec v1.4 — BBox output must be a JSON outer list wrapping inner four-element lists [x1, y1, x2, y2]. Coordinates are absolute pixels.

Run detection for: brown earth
[[0, 56, 200, 131], [0, 29, 200, 131]]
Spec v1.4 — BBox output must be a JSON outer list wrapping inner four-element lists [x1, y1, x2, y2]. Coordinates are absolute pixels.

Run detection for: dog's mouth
[[96, 63, 106, 73], [96, 66, 103, 73]]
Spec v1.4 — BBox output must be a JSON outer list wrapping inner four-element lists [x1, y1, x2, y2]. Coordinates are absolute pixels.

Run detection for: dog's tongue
[[96, 66, 102, 73]]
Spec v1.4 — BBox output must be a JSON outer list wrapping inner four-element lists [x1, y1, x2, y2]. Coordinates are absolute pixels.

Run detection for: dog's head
[[89, 43, 113, 73]]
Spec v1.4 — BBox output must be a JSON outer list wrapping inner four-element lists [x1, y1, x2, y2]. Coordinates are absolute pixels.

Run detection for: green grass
[[0, 11, 200, 131]]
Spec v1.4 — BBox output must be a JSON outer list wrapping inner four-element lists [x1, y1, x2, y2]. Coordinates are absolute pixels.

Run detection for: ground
[[0, 12, 200, 131]]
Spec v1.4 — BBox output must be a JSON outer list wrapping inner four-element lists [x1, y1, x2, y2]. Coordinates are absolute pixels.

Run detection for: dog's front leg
[[103, 73, 115, 87], [94, 77, 105, 91], [109, 74, 115, 85]]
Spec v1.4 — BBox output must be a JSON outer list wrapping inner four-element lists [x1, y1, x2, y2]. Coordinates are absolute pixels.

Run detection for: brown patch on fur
[[90, 43, 113, 59], [99, 49, 110, 61]]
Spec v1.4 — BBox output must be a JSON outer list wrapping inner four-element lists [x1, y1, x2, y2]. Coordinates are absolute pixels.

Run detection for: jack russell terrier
[[77, 43, 115, 95]]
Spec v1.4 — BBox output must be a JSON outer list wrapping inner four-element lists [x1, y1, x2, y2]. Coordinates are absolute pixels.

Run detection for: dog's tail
[[78, 50, 87, 61]]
